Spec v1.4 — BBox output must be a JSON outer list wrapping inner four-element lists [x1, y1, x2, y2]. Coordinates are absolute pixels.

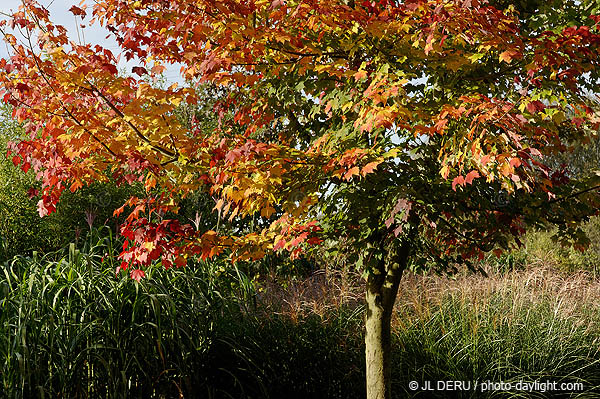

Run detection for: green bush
[[0, 139, 60, 259], [0, 104, 143, 259], [513, 218, 600, 275], [480, 215, 600, 276], [0, 158, 142, 260]]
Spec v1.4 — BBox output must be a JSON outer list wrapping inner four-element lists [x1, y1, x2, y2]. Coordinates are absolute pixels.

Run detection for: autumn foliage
[[0, 0, 599, 285], [4, 1, 600, 397]]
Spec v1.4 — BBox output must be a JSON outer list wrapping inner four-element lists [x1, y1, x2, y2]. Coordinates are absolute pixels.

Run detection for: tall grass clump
[[0, 227, 253, 398], [392, 269, 600, 398], [0, 228, 369, 398]]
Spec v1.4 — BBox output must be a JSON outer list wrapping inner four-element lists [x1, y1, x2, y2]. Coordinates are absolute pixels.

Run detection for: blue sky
[[0, 0, 183, 83]]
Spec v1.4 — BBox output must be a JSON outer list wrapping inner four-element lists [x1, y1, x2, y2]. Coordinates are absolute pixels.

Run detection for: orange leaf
[[361, 161, 380, 176], [499, 162, 512, 177], [452, 175, 465, 191], [354, 70, 367, 81], [344, 166, 360, 180], [151, 64, 166, 74], [499, 49, 520, 63], [113, 204, 126, 217], [213, 198, 224, 213], [70, 179, 83, 192], [465, 170, 480, 185]]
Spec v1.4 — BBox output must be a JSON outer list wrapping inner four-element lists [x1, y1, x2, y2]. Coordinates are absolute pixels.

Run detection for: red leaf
[[274, 239, 286, 251], [175, 256, 187, 267], [130, 269, 146, 282], [526, 100, 545, 114], [465, 170, 480, 185], [26, 187, 39, 199], [69, 6, 87, 17], [15, 82, 29, 92], [119, 261, 129, 272], [529, 148, 542, 157], [132, 66, 147, 76], [102, 63, 118, 75], [306, 237, 322, 245], [384, 216, 394, 228], [393, 225, 403, 237]]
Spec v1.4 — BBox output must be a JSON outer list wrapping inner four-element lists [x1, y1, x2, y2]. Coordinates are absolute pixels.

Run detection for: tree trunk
[[365, 244, 409, 399]]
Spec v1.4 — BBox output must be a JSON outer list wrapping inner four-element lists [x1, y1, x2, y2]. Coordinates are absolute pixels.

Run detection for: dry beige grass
[[257, 265, 600, 330]]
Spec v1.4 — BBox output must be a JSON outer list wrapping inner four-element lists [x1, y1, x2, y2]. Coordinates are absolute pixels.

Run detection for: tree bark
[[365, 243, 410, 399]]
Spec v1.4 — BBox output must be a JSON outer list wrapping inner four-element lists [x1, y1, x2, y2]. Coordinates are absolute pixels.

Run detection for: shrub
[[0, 103, 143, 259]]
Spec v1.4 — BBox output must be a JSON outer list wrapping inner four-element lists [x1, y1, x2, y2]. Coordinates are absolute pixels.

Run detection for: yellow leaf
[[145, 174, 157, 191], [261, 205, 276, 218], [440, 165, 450, 179], [468, 53, 485, 63], [499, 49, 519, 64], [143, 241, 155, 251]]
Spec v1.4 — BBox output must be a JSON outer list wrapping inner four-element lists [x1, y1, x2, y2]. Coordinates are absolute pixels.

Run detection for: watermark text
[[408, 380, 584, 393]]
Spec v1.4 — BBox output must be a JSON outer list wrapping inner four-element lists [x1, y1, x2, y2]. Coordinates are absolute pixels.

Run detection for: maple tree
[[2, 0, 600, 397]]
